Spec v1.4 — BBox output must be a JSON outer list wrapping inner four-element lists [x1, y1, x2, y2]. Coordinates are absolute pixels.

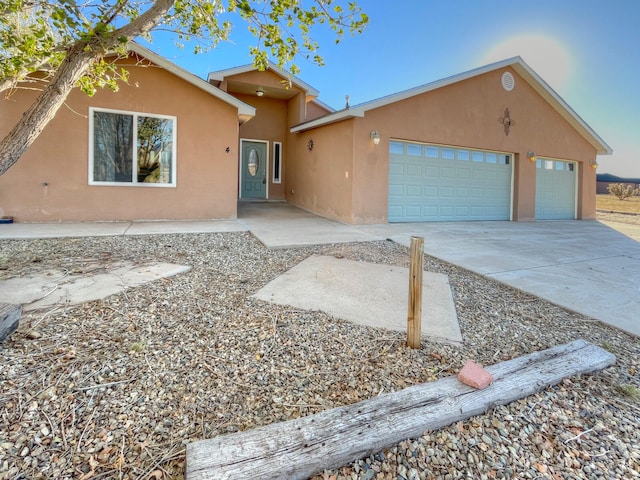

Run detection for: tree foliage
[[0, 0, 368, 174]]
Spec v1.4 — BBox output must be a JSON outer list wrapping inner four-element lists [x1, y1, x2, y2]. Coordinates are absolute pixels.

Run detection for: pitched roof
[[290, 57, 612, 155], [207, 60, 320, 98], [128, 43, 255, 123]]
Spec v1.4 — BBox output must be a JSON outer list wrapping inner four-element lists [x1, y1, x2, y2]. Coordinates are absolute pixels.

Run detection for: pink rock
[[458, 360, 494, 389]]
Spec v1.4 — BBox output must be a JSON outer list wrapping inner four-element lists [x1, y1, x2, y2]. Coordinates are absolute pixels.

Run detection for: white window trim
[[88, 107, 177, 187], [272, 141, 282, 184]]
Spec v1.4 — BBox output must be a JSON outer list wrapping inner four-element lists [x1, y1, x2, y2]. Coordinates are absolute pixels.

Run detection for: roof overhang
[[128, 43, 255, 123], [208, 60, 320, 99], [290, 56, 612, 155]]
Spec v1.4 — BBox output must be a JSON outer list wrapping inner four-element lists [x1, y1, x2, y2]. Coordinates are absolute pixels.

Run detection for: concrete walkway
[[1, 202, 639, 336]]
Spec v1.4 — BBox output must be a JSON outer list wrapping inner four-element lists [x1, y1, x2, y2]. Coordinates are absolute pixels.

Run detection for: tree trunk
[[0, 44, 98, 175], [0, 0, 176, 176]]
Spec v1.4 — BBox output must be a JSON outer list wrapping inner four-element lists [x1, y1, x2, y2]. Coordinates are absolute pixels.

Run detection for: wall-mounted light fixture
[[527, 151, 537, 162], [256, 88, 264, 97], [589, 159, 598, 170], [370, 131, 381, 145]]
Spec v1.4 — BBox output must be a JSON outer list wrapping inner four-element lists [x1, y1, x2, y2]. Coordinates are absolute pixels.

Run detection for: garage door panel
[[388, 141, 512, 222], [406, 185, 422, 196], [406, 164, 422, 176], [535, 159, 576, 220], [425, 166, 439, 177], [405, 205, 422, 217]]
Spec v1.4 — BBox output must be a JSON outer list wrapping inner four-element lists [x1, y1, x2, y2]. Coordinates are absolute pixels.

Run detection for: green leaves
[[1, 0, 368, 95]]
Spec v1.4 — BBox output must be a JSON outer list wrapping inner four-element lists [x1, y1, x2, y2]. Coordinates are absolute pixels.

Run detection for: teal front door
[[241, 141, 267, 199]]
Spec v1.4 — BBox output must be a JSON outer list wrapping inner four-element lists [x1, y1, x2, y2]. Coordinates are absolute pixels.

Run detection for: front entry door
[[240, 141, 268, 199]]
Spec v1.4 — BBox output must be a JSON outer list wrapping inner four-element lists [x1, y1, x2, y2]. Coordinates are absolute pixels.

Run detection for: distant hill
[[597, 173, 640, 184]]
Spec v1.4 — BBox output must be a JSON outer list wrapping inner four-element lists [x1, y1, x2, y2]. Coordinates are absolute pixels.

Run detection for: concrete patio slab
[[0, 220, 246, 239], [0, 262, 190, 311], [251, 255, 462, 344], [237, 202, 384, 248]]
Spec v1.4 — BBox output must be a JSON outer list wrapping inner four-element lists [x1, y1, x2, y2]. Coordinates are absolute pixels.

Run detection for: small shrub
[[129, 341, 145, 353], [601, 341, 615, 353], [615, 384, 640, 399], [608, 183, 640, 201]]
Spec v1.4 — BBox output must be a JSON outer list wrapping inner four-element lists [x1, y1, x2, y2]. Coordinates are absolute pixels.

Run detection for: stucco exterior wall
[[0, 57, 240, 222], [286, 120, 355, 222], [345, 67, 598, 223], [306, 101, 332, 122]]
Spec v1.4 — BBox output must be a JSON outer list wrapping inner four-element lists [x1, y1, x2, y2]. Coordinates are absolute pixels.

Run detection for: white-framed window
[[89, 107, 177, 187], [273, 141, 282, 184]]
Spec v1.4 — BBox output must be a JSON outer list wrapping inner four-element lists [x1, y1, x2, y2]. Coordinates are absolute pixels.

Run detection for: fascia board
[[128, 43, 256, 119], [290, 108, 365, 133], [207, 60, 320, 97], [510, 61, 612, 155]]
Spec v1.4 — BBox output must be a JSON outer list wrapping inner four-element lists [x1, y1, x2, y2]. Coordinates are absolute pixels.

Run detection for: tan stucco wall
[[293, 67, 598, 224], [0, 56, 240, 222], [306, 101, 332, 122], [286, 120, 355, 222]]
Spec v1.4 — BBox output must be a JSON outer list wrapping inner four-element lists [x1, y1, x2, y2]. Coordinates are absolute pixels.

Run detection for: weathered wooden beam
[[0, 303, 21, 341], [186, 340, 615, 480]]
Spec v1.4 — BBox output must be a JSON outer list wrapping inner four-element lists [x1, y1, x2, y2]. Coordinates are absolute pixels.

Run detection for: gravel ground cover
[[597, 210, 640, 226], [0, 230, 639, 480]]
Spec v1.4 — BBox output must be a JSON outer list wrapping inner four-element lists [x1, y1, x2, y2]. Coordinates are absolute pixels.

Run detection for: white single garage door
[[535, 158, 577, 220], [388, 141, 513, 222]]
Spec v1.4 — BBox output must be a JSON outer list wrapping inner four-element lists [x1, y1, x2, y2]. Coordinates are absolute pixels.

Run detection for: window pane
[[544, 160, 554, 170], [498, 154, 510, 165], [137, 116, 173, 184], [442, 148, 454, 160], [273, 143, 281, 182], [472, 151, 484, 162], [555, 161, 565, 171], [407, 144, 422, 156], [389, 141, 404, 154], [93, 111, 133, 182], [457, 149, 469, 161], [425, 146, 439, 158], [486, 153, 497, 164]]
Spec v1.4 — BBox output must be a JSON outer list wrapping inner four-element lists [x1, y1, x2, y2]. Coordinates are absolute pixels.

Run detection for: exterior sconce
[[370, 131, 381, 145], [256, 88, 264, 97], [589, 159, 598, 170], [527, 151, 537, 162]]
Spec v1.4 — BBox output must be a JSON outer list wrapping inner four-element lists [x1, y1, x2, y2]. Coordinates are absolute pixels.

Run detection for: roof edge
[[128, 43, 256, 120], [207, 60, 320, 98], [290, 56, 611, 155]]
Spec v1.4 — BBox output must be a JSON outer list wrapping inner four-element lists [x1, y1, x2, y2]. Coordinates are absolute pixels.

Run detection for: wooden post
[[407, 236, 424, 349]]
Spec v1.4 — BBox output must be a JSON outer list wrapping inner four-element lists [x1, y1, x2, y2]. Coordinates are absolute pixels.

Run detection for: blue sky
[[143, 0, 639, 177]]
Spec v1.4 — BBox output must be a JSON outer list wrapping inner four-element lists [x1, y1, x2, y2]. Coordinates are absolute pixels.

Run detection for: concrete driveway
[[238, 203, 640, 337], [2, 202, 639, 336]]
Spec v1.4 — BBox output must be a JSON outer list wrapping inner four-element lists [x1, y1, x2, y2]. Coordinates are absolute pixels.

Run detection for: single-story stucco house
[[0, 43, 611, 224]]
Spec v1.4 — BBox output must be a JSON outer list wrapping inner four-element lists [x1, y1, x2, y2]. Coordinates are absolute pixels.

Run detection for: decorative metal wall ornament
[[498, 108, 515, 136], [307, 139, 314, 152]]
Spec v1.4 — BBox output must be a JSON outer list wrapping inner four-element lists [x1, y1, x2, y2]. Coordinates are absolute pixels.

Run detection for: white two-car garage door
[[388, 141, 513, 222], [535, 158, 577, 220]]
